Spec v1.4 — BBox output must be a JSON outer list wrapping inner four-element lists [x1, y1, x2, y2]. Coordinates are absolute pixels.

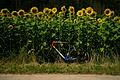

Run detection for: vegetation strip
[[0, 63, 120, 75]]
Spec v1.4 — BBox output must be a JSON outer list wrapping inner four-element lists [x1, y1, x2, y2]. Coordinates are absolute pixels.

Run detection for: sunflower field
[[0, 6, 120, 63]]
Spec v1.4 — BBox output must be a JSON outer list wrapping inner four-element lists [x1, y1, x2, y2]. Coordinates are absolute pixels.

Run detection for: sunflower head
[[52, 7, 57, 14], [85, 7, 94, 16], [91, 11, 97, 17], [113, 16, 120, 22], [24, 13, 31, 18], [30, 7, 38, 14], [61, 6, 67, 13], [18, 9, 25, 16], [97, 18, 103, 24], [81, 8, 86, 14], [49, 10, 55, 16], [43, 8, 50, 15], [1, 8, 9, 15], [37, 12, 43, 18], [104, 8, 111, 16], [77, 10, 83, 17], [11, 11, 18, 18], [8, 25, 14, 30], [109, 11, 114, 17], [69, 6, 75, 13]]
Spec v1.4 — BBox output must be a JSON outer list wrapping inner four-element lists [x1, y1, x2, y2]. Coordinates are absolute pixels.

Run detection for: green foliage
[[0, 7, 120, 63]]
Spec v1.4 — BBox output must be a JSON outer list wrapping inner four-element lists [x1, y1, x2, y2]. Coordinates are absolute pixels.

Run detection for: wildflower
[[110, 11, 114, 17], [8, 25, 14, 30], [77, 10, 83, 17], [104, 8, 111, 16], [24, 13, 31, 18], [52, 7, 57, 14], [113, 16, 120, 21], [81, 8, 86, 14], [91, 11, 97, 17], [30, 7, 38, 14], [37, 12, 43, 18], [85, 7, 94, 16], [1, 8, 9, 15], [61, 6, 67, 13], [68, 6, 75, 13], [11, 11, 18, 18], [18, 9, 25, 16], [97, 18, 103, 24], [49, 10, 54, 16], [43, 8, 50, 14]]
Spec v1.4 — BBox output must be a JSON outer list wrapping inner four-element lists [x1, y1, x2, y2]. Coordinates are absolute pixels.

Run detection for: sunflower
[[97, 18, 103, 24], [113, 16, 120, 22], [11, 11, 18, 18], [61, 6, 67, 13], [30, 7, 38, 14], [52, 7, 57, 14], [58, 11, 65, 16], [43, 8, 50, 14], [104, 8, 111, 16], [77, 10, 83, 17], [81, 8, 86, 14], [109, 11, 114, 17], [1, 8, 9, 15], [49, 10, 55, 16], [85, 7, 94, 16], [91, 11, 97, 17], [37, 12, 43, 18], [68, 6, 75, 13], [8, 25, 14, 30], [18, 9, 25, 16], [24, 13, 31, 18]]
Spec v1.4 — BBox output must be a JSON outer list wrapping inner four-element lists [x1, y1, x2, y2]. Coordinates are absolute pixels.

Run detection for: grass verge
[[0, 62, 120, 75]]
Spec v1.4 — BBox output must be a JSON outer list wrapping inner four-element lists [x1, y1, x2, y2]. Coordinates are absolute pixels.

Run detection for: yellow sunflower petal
[[69, 6, 75, 13], [37, 12, 43, 18], [61, 6, 67, 13], [11, 11, 18, 17], [77, 10, 83, 17], [30, 7, 38, 14], [85, 7, 94, 16], [24, 13, 31, 18], [52, 7, 57, 14], [43, 8, 50, 14], [104, 8, 111, 16], [18, 9, 25, 16]]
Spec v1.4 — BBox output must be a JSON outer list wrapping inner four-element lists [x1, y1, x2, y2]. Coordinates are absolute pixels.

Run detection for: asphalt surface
[[0, 74, 120, 80]]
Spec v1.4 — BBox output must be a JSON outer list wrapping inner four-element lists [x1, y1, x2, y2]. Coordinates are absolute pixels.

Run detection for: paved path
[[0, 74, 120, 80]]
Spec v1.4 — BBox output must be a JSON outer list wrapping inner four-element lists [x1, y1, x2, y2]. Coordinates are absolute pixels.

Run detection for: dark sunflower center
[[88, 10, 91, 13], [83, 10, 85, 13], [106, 11, 110, 14], [79, 13, 81, 15], [19, 11, 24, 16], [110, 13, 113, 16], [3, 10, 8, 14], [32, 9, 37, 13], [38, 14, 42, 17], [45, 10, 49, 14], [70, 8, 74, 12], [13, 12, 18, 16], [50, 11, 53, 15], [91, 13, 95, 16], [62, 8, 66, 11]]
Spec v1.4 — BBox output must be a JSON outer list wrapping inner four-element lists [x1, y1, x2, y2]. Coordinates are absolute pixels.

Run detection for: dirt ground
[[0, 74, 120, 80]]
